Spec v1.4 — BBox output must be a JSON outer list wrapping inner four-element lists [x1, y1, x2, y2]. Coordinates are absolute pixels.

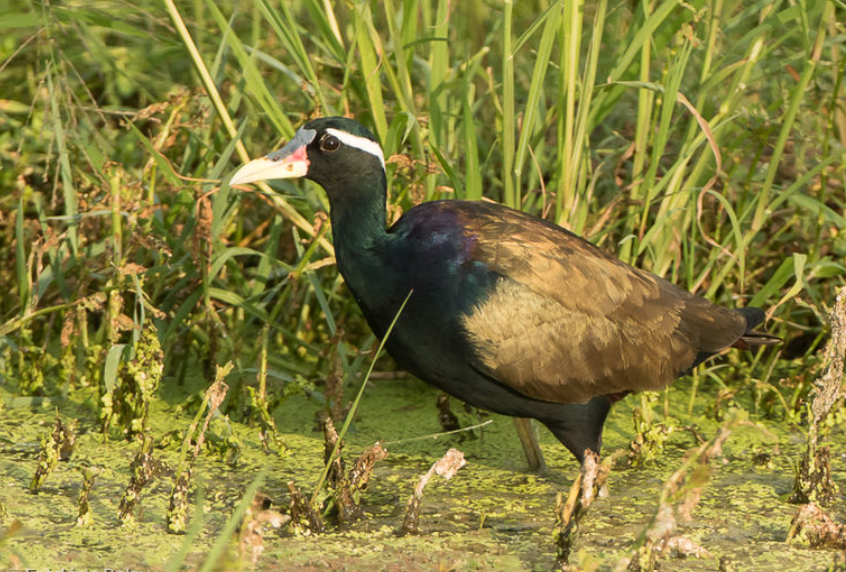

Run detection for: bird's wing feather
[[454, 202, 746, 404]]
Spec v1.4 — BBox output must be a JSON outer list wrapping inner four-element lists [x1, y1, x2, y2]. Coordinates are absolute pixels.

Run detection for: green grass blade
[[205, 0, 293, 137], [46, 70, 78, 257], [353, 1, 388, 140], [310, 289, 413, 504], [514, 2, 561, 181], [752, 1, 833, 231], [588, 0, 680, 129], [427, 0, 450, 155], [303, 0, 346, 62], [256, 0, 333, 114], [501, 0, 516, 208], [15, 199, 30, 313], [461, 71, 482, 201]]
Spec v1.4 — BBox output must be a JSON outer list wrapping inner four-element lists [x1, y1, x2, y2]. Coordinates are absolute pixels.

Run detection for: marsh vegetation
[[1, 0, 845, 569]]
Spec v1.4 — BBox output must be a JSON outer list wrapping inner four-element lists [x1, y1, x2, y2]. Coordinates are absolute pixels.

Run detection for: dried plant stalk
[[554, 450, 620, 567], [238, 491, 290, 566], [399, 448, 466, 535], [787, 502, 846, 549], [118, 435, 156, 525], [288, 481, 324, 534], [166, 362, 231, 533], [30, 413, 75, 493], [76, 464, 100, 527], [614, 424, 733, 572], [791, 286, 846, 505], [338, 442, 388, 525]]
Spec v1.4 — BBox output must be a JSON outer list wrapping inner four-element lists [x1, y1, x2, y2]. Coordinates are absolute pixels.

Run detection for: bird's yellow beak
[[230, 127, 316, 186]]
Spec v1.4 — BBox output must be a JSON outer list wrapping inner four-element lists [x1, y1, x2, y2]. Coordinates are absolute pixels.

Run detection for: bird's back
[[374, 200, 750, 405]]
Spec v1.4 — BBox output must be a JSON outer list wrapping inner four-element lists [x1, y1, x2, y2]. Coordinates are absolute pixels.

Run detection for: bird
[[230, 116, 779, 464]]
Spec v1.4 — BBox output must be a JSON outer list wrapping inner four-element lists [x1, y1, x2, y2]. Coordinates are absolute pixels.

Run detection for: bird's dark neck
[[324, 172, 400, 328], [325, 171, 388, 256]]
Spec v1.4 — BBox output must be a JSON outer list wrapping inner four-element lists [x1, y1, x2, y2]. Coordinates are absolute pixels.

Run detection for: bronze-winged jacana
[[231, 117, 778, 464]]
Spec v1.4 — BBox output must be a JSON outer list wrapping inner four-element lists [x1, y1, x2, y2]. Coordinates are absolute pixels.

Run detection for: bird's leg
[[513, 417, 548, 473], [541, 396, 613, 462]]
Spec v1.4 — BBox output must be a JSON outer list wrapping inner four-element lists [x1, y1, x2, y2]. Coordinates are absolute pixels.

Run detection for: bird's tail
[[733, 307, 781, 349]]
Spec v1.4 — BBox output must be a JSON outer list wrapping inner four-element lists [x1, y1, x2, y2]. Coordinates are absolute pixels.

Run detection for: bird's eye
[[320, 134, 341, 152]]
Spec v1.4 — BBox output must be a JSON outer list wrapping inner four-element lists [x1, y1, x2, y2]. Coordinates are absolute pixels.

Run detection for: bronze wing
[[458, 204, 747, 405]]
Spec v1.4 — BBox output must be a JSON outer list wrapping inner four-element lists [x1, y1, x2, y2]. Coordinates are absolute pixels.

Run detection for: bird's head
[[230, 117, 386, 191]]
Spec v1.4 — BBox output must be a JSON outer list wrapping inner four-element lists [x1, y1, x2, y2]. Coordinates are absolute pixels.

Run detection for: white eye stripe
[[325, 128, 386, 172]]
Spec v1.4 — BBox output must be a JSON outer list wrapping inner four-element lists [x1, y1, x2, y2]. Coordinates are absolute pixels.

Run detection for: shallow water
[[1, 376, 843, 571]]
